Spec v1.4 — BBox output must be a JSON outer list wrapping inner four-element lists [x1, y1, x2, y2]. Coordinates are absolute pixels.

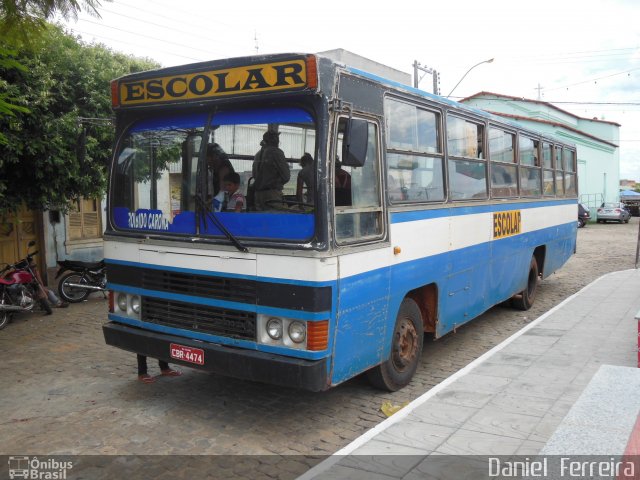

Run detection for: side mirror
[[341, 118, 368, 167]]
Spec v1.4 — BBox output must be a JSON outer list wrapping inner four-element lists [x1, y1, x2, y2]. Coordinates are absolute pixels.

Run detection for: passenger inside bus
[[251, 131, 291, 210], [223, 172, 246, 212], [207, 143, 234, 197], [335, 158, 351, 206], [296, 153, 314, 204]]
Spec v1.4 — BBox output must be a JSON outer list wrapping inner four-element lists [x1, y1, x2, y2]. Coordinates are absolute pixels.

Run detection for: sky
[[61, 0, 640, 180]]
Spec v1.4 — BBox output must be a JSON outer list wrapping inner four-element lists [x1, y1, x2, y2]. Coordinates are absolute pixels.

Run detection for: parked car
[[596, 202, 631, 224], [578, 203, 590, 228]]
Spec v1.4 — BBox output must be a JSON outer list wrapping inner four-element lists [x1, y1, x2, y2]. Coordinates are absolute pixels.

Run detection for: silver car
[[596, 202, 631, 223]]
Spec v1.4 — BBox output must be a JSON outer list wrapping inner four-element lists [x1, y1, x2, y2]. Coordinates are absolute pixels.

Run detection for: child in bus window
[[224, 172, 245, 212]]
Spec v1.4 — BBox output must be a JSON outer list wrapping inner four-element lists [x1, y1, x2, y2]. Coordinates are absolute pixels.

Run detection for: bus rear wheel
[[367, 298, 423, 391], [512, 256, 539, 311]]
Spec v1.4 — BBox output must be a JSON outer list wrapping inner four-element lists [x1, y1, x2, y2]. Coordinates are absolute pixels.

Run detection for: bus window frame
[[445, 113, 488, 202], [383, 96, 446, 206], [332, 113, 386, 247], [517, 133, 543, 198], [555, 145, 565, 196], [541, 141, 555, 197], [563, 148, 578, 197], [487, 124, 518, 199]]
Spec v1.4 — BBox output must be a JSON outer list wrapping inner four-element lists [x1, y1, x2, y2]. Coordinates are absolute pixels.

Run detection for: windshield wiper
[[195, 194, 249, 253]]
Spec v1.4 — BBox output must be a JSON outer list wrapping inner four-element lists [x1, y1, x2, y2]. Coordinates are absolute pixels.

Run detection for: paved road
[[0, 219, 637, 479]]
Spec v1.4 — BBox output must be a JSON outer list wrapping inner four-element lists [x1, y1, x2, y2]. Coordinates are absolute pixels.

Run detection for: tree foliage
[[0, 0, 102, 46], [0, 1, 106, 145], [0, 24, 159, 213]]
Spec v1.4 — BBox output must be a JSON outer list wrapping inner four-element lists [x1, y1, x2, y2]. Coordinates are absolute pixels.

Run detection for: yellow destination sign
[[117, 59, 309, 106], [493, 210, 521, 239]]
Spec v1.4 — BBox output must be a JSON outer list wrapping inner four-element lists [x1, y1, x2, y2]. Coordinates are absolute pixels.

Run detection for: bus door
[[331, 116, 390, 384]]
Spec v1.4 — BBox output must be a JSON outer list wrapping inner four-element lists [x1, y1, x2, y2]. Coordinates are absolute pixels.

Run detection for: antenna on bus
[[254, 30, 259, 54]]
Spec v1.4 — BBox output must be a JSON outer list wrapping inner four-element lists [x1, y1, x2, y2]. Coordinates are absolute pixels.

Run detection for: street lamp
[[446, 58, 494, 98]]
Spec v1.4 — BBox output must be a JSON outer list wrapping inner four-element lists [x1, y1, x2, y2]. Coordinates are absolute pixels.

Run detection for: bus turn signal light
[[307, 320, 328, 351], [111, 80, 119, 108], [306, 55, 318, 90]]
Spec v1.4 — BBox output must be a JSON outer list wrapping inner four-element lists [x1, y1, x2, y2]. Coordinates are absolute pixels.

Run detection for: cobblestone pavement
[[0, 219, 637, 479]]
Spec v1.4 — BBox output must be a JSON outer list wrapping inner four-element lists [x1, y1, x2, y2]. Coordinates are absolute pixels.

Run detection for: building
[[460, 92, 620, 208], [318, 49, 411, 85], [620, 179, 637, 190]]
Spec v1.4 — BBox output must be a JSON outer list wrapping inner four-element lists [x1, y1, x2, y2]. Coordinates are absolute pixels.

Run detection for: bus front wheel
[[512, 256, 539, 311], [367, 298, 423, 391]]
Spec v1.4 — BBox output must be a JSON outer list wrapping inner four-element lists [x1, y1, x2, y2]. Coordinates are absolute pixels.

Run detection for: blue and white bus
[[103, 53, 577, 391]]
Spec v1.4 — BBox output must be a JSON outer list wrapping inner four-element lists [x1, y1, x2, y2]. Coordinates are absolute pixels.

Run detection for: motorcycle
[[56, 259, 106, 303], [0, 241, 52, 330]]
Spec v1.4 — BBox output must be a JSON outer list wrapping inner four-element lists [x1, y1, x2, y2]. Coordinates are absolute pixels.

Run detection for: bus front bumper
[[103, 322, 328, 392]]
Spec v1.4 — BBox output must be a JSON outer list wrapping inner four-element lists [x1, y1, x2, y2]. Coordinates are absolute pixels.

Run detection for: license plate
[[170, 343, 204, 365]]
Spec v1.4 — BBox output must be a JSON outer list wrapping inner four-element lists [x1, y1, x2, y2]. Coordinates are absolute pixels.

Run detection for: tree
[[0, 1, 106, 145], [0, 24, 159, 213], [0, 0, 103, 45]]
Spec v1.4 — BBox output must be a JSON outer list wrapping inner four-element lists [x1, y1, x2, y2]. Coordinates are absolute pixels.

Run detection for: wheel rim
[[61, 274, 89, 301], [392, 317, 419, 372]]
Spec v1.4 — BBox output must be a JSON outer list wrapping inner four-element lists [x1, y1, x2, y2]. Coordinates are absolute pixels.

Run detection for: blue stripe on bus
[[107, 283, 330, 321], [211, 107, 312, 126], [390, 199, 577, 223], [104, 258, 336, 288], [108, 313, 329, 360], [113, 207, 315, 239]]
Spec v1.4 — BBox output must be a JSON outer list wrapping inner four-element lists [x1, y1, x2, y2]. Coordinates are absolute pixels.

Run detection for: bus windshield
[[111, 106, 317, 242]]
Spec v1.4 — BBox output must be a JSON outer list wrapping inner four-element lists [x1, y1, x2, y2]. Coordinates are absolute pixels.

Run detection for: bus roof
[[111, 52, 575, 149]]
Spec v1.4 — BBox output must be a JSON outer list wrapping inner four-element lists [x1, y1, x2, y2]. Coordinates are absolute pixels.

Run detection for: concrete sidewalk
[[301, 269, 640, 480]]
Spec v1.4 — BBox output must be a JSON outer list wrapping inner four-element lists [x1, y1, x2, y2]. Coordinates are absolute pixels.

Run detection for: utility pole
[[413, 60, 440, 95]]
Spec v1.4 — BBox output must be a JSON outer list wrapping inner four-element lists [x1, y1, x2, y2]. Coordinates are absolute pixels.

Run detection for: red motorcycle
[[0, 241, 52, 329]]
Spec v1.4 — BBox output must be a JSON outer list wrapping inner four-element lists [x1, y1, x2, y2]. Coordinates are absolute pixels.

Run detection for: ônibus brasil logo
[[8, 456, 73, 479]]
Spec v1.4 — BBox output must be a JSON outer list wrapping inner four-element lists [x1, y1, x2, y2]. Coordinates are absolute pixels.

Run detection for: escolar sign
[[493, 210, 521, 239], [116, 59, 308, 106]]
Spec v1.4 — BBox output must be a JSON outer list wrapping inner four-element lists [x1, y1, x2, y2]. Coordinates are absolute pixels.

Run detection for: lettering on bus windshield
[[118, 60, 308, 106], [493, 210, 521, 239]]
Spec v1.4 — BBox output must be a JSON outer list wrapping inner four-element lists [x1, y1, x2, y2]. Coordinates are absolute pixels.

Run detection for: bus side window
[[335, 118, 383, 242]]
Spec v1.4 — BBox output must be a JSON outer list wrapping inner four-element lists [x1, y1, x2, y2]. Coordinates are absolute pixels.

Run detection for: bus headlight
[[288, 321, 306, 343], [258, 315, 314, 350], [266, 318, 283, 340], [131, 295, 141, 314], [117, 293, 128, 312]]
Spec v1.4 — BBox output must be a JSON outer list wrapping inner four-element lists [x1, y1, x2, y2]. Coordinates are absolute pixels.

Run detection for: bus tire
[[367, 298, 423, 391], [512, 256, 539, 311]]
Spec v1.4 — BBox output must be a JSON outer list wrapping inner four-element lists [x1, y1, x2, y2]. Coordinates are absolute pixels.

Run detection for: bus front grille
[[142, 297, 256, 340], [141, 269, 256, 304]]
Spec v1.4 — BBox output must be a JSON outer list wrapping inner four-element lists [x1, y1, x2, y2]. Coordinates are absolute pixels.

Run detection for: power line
[[65, 26, 203, 62], [543, 68, 640, 93], [112, 0, 236, 31], [109, 0, 286, 53], [103, 2, 250, 50], [75, 17, 215, 57], [451, 97, 640, 106]]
